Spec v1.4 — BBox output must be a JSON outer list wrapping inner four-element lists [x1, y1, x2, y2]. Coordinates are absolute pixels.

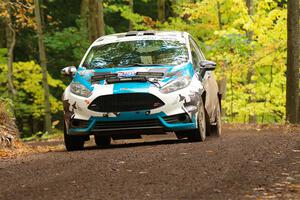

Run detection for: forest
[[0, 0, 299, 138]]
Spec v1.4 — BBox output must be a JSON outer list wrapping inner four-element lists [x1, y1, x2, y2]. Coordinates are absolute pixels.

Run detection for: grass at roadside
[[21, 129, 63, 142], [1, 129, 64, 158], [223, 123, 300, 133], [0, 140, 64, 158]]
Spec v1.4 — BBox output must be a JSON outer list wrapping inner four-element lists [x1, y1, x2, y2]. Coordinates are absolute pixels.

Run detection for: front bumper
[[68, 113, 196, 135], [63, 79, 202, 136]]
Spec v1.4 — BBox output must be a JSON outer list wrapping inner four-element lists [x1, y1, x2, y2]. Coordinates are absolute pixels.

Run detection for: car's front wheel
[[188, 98, 206, 142], [64, 122, 85, 151], [94, 135, 111, 147]]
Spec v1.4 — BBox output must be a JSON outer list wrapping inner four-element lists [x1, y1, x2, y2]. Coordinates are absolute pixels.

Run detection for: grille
[[93, 119, 163, 131], [88, 93, 165, 112]]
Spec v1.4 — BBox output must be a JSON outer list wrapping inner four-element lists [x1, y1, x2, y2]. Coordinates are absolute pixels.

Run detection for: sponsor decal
[[179, 94, 185, 102], [118, 71, 136, 77], [63, 100, 77, 130]]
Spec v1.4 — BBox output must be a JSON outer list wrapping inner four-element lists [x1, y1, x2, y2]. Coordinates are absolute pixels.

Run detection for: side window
[[189, 38, 201, 69], [190, 37, 205, 61]]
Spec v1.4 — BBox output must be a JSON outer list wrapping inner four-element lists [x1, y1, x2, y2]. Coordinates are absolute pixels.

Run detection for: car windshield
[[82, 40, 189, 69]]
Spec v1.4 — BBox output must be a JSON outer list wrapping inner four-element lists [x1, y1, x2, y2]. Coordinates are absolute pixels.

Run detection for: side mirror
[[199, 60, 216, 71], [61, 66, 77, 77]]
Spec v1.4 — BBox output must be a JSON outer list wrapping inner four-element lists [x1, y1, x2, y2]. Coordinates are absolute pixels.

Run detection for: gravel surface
[[0, 129, 299, 200]]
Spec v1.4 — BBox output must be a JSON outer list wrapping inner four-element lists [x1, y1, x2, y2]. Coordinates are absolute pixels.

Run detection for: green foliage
[[45, 19, 90, 66], [141, 0, 287, 123], [21, 128, 63, 141], [0, 61, 65, 119], [0, 49, 7, 64], [107, 3, 151, 30], [2, 0, 291, 126], [183, 0, 287, 123]]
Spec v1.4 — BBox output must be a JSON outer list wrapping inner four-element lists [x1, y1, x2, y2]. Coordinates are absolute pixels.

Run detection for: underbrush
[[21, 129, 63, 142], [223, 123, 300, 133], [0, 99, 18, 148]]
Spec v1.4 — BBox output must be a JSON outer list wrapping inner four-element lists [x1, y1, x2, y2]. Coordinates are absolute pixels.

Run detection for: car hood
[[73, 63, 194, 91]]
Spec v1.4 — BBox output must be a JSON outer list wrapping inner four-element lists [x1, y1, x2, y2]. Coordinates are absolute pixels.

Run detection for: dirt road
[[0, 128, 299, 200]]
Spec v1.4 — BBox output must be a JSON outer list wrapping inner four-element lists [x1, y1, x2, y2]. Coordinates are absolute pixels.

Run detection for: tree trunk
[[298, 1, 300, 124], [97, 0, 105, 36], [216, 1, 227, 102], [80, 0, 89, 20], [286, 0, 299, 123], [34, 0, 52, 133], [217, 1, 222, 30], [80, 0, 89, 39], [157, 0, 165, 22], [245, 0, 256, 123], [88, 0, 96, 42], [88, 0, 105, 43], [4, 0, 16, 102], [128, 0, 133, 31], [0, 20, 6, 48], [5, 20, 16, 101], [246, 0, 254, 40]]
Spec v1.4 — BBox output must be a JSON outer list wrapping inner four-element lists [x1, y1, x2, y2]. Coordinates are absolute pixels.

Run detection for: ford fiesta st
[[62, 31, 222, 151]]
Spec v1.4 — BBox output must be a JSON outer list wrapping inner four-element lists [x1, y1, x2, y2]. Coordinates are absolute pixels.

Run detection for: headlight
[[70, 82, 92, 97], [160, 76, 191, 93]]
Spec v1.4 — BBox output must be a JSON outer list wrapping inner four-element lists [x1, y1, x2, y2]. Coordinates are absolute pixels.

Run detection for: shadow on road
[[84, 138, 191, 151], [27, 134, 216, 153]]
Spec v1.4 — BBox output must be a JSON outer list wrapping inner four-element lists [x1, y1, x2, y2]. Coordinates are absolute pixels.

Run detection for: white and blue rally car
[[62, 31, 222, 151]]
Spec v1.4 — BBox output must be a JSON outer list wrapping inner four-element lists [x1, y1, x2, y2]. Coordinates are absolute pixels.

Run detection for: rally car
[[61, 31, 222, 151]]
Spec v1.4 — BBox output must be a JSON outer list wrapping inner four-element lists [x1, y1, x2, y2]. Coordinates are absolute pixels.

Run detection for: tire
[[64, 122, 85, 151], [188, 98, 206, 142], [94, 135, 111, 147], [204, 109, 212, 136], [210, 100, 222, 137]]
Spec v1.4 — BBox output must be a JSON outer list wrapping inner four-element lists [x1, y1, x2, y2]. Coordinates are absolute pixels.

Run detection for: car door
[[189, 36, 219, 124]]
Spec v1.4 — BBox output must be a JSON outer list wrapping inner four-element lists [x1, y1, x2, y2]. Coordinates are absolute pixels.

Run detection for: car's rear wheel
[[94, 135, 111, 147], [210, 100, 222, 137], [64, 122, 85, 151], [188, 98, 206, 142]]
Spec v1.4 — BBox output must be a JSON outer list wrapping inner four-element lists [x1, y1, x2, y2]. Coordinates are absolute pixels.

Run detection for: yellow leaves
[[0, 0, 35, 30], [46, 15, 52, 21], [0, 61, 65, 118], [0, 10, 9, 19], [175, 0, 219, 27], [203, 0, 288, 123], [143, 17, 156, 28]]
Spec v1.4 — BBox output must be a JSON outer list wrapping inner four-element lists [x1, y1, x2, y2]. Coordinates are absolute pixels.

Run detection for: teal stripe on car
[[73, 73, 93, 91], [68, 111, 167, 134], [113, 82, 151, 94], [68, 111, 197, 134], [158, 116, 197, 130]]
